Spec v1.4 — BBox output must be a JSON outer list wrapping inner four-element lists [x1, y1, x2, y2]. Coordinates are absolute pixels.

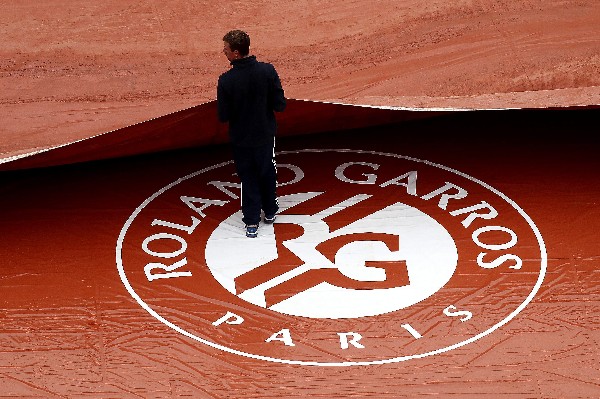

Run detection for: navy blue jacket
[[217, 56, 286, 147]]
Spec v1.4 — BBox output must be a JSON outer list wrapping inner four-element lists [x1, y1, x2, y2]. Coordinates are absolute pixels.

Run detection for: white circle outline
[[116, 149, 547, 367]]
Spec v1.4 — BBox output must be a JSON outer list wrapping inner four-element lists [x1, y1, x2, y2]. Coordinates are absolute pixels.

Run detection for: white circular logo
[[206, 197, 457, 318], [117, 149, 546, 366]]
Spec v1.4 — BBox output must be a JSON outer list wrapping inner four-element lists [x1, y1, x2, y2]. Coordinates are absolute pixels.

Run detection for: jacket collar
[[230, 55, 256, 67]]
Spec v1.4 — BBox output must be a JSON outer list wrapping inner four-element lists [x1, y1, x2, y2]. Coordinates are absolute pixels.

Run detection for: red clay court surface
[[1, 1, 600, 398]]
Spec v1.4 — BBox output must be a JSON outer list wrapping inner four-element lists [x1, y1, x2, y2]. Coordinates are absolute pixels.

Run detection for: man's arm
[[217, 76, 229, 122], [271, 67, 286, 113]]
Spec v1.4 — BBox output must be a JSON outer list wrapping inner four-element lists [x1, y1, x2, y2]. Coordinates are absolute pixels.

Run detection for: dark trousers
[[232, 143, 279, 226]]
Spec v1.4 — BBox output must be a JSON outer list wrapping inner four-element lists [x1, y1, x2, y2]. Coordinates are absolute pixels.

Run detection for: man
[[217, 30, 286, 238]]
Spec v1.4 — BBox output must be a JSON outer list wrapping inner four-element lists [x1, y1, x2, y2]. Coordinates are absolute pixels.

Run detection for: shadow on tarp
[[0, 99, 453, 172]]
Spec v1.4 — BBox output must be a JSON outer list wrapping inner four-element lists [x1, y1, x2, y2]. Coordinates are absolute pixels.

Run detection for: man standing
[[217, 30, 286, 238]]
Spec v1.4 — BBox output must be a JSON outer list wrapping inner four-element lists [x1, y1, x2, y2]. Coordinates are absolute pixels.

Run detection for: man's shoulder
[[219, 67, 233, 77], [255, 60, 278, 75], [218, 69, 234, 84], [255, 59, 275, 68]]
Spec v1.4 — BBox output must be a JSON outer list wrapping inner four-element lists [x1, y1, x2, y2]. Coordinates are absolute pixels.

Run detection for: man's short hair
[[223, 30, 250, 56]]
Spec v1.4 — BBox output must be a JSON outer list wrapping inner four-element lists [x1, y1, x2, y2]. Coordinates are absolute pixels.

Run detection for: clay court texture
[[1, 1, 599, 398]]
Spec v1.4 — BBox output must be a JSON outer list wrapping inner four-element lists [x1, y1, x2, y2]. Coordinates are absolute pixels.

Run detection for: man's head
[[223, 30, 250, 62]]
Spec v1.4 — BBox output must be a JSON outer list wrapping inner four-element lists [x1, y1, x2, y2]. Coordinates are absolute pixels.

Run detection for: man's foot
[[264, 214, 277, 224], [245, 224, 259, 238]]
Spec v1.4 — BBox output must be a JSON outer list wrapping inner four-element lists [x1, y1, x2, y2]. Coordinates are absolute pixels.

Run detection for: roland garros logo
[[116, 149, 546, 366]]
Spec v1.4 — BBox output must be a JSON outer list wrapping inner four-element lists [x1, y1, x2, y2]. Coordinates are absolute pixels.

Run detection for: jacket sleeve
[[217, 75, 229, 123], [271, 67, 286, 113]]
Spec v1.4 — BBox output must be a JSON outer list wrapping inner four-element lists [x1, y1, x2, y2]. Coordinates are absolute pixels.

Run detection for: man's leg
[[232, 146, 261, 226], [256, 143, 278, 220]]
